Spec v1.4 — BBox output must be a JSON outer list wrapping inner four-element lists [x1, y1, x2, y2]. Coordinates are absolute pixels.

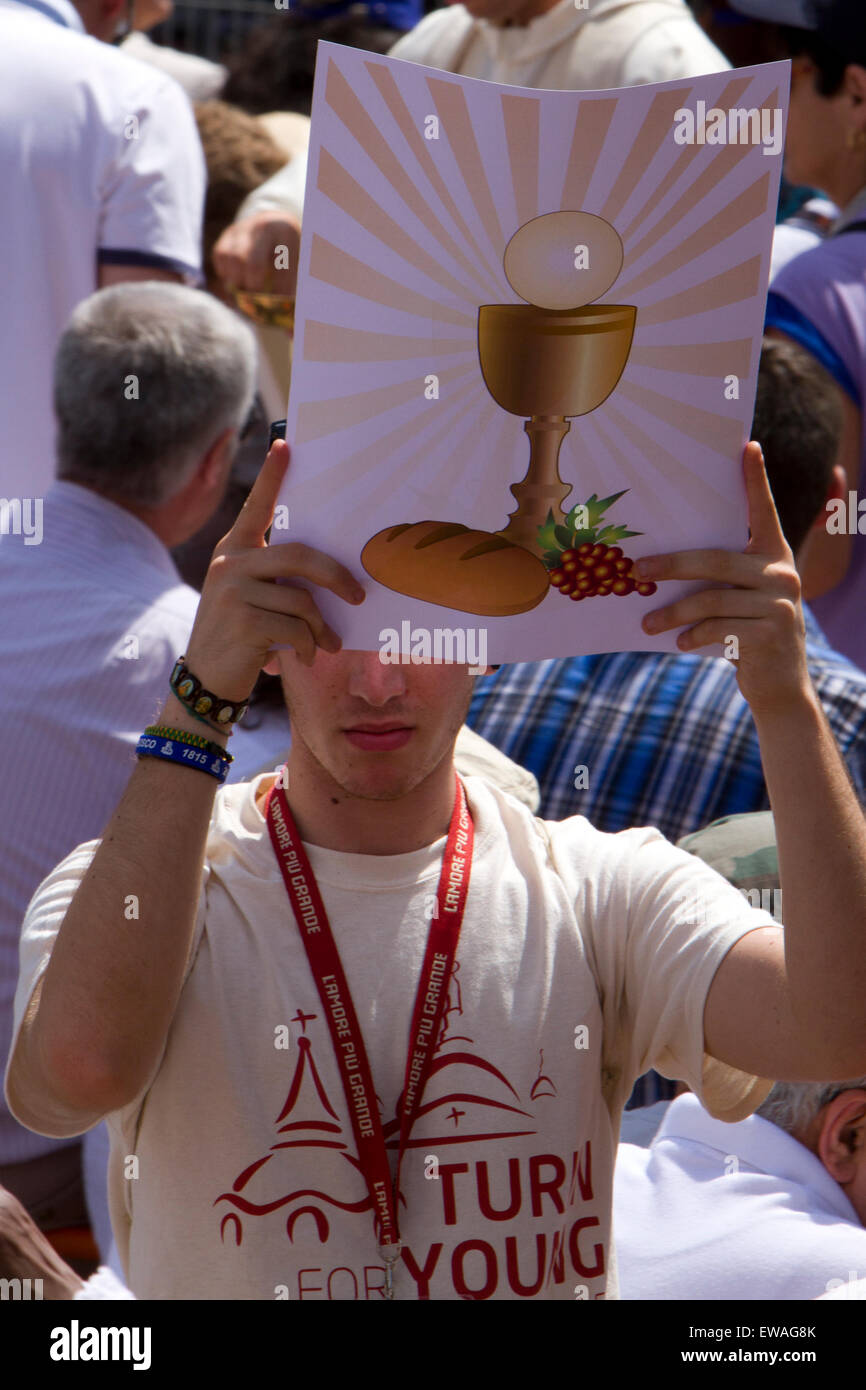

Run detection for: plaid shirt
[[467, 606, 866, 843]]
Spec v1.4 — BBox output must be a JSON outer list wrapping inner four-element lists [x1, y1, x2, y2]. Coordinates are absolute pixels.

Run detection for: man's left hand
[[637, 441, 811, 717]]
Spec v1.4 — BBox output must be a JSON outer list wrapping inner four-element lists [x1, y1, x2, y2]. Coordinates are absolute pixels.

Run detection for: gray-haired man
[[0, 281, 257, 1263]]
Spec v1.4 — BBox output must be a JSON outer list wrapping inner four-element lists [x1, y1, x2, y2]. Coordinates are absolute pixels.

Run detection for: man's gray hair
[[54, 283, 258, 507], [757, 1078, 866, 1137]]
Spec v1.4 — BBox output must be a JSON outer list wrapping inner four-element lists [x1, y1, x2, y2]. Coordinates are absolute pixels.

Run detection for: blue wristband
[[136, 734, 230, 784]]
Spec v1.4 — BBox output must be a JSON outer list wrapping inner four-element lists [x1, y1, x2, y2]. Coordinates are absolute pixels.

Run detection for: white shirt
[[614, 1092, 866, 1300], [0, 482, 200, 1164], [0, 0, 206, 499], [7, 774, 773, 1298], [389, 0, 729, 91]]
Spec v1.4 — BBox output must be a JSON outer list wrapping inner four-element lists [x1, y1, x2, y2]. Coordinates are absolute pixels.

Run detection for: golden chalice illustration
[[480, 211, 636, 556], [361, 211, 637, 615]]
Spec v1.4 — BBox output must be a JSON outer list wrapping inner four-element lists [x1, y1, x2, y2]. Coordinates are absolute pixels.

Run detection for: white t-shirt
[[7, 775, 773, 1301], [614, 1093, 866, 1300], [389, 0, 729, 92], [0, 0, 205, 498]]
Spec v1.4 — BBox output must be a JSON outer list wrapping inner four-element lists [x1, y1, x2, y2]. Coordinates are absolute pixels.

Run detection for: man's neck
[[256, 748, 459, 855]]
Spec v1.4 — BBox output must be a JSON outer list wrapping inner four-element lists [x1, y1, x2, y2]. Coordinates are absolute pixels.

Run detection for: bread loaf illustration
[[361, 521, 550, 616]]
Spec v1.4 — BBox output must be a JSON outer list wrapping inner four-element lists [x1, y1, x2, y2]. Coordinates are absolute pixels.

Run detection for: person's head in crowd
[[53, 282, 257, 547], [221, 12, 401, 116], [728, 0, 866, 204], [691, 1, 791, 68], [69, 0, 131, 40], [193, 101, 287, 300], [752, 335, 844, 557], [71, 0, 172, 41], [128, 0, 173, 31], [757, 1079, 866, 1222]]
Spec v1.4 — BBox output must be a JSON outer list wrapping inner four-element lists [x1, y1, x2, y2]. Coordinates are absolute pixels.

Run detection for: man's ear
[[200, 426, 236, 490], [263, 653, 282, 676], [817, 1090, 866, 1185], [844, 63, 866, 137], [812, 463, 848, 530]]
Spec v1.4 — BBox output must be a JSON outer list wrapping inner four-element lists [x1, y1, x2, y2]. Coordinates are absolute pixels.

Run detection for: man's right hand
[[184, 439, 366, 703]]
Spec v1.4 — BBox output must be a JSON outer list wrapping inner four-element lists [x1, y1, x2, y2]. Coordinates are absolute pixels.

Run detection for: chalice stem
[[496, 414, 573, 554]]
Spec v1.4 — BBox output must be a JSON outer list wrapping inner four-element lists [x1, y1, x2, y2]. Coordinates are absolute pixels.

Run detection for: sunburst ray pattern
[[281, 45, 789, 661]]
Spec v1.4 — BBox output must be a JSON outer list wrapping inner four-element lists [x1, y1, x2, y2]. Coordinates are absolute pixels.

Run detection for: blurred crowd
[[2, 0, 866, 1306]]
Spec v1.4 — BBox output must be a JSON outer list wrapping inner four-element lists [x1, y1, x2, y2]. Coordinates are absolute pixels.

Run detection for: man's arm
[[10, 442, 364, 1129], [639, 443, 866, 1081]]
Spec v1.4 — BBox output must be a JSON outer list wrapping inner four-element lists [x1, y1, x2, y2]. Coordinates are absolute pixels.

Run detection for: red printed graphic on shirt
[[213, 962, 604, 1298]]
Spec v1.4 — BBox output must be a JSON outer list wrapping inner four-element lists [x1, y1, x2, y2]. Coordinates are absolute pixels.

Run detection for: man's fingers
[[743, 440, 788, 558], [227, 439, 291, 548], [634, 548, 764, 585], [241, 540, 366, 607], [238, 574, 344, 654]]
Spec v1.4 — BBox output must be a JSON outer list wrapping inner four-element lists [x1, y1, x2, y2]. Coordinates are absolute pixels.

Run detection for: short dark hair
[[752, 335, 842, 553], [778, 24, 850, 94]]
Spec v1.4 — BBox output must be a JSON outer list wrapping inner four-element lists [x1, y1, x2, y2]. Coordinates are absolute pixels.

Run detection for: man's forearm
[[21, 697, 227, 1118], [753, 685, 866, 1064]]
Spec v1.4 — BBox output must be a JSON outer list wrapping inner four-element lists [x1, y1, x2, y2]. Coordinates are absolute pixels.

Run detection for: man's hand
[[637, 442, 810, 716], [185, 439, 366, 701], [0, 1184, 84, 1300], [213, 211, 300, 296]]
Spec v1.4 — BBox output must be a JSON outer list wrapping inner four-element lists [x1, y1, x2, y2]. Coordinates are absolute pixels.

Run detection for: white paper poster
[[276, 45, 789, 663]]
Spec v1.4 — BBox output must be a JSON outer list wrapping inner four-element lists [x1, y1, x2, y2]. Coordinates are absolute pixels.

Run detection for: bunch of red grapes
[[548, 542, 658, 601]]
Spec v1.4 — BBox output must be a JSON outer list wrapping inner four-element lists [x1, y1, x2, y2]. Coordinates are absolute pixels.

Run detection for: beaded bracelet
[[169, 657, 249, 730], [136, 733, 231, 784], [144, 725, 234, 764]]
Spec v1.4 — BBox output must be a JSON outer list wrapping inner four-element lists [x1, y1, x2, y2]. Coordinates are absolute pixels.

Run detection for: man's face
[[273, 648, 476, 803], [782, 55, 862, 192]]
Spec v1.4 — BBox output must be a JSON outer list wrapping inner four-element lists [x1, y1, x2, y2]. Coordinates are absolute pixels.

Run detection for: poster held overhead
[[276, 45, 790, 663]]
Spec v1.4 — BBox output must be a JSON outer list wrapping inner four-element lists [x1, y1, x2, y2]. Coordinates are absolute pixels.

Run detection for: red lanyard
[[265, 772, 473, 1298]]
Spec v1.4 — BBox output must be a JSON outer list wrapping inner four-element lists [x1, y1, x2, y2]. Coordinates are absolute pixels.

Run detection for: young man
[[6, 440, 866, 1300]]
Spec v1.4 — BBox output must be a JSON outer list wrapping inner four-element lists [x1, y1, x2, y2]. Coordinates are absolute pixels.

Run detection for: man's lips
[[343, 723, 414, 751]]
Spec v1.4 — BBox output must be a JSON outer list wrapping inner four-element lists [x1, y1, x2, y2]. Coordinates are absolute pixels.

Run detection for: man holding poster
[[6, 434, 866, 1300]]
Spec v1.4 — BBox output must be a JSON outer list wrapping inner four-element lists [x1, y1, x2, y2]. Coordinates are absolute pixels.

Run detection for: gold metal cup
[[478, 303, 636, 554]]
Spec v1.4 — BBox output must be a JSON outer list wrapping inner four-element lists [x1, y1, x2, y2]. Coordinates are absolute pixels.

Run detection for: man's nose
[[346, 650, 409, 705]]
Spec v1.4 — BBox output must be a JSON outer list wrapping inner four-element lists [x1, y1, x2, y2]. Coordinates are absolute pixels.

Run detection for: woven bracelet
[[144, 725, 234, 764], [136, 734, 231, 784]]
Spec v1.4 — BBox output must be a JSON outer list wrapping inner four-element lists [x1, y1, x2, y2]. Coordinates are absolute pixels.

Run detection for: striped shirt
[[466, 606, 866, 841], [0, 482, 200, 1163]]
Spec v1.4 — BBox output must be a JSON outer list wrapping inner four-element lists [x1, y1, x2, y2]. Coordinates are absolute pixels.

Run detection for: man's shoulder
[[465, 771, 664, 860], [389, 6, 474, 64]]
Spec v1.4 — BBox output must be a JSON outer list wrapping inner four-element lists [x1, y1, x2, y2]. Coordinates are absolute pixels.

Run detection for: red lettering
[[569, 1216, 604, 1279], [438, 1162, 469, 1225], [451, 1239, 498, 1300], [546, 1229, 566, 1288], [529, 1153, 566, 1217], [569, 1142, 593, 1202], [364, 1266, 386, 1301], [326, 1267, 359, 1300], [401, 1242, 443, 1300], [504, 1234, 546, 1297], [297, 1269, 323, 1299], [476, 1157, 521, 1221]]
